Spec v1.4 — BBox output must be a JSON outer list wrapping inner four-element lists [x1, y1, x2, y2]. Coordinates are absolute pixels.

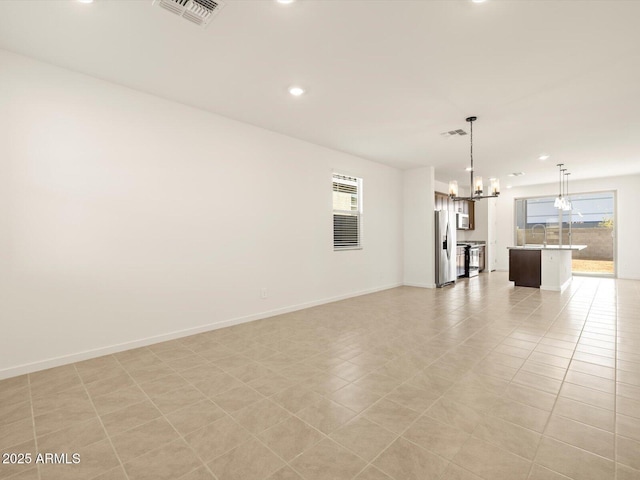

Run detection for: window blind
[[333, 173, 362, 250]]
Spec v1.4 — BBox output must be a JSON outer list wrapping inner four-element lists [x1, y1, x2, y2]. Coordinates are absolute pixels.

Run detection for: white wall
[[0, 50, 404, 378], [434, 180, 449, 195], [403, 167, 436, 288], [495, 175, 640, 280]]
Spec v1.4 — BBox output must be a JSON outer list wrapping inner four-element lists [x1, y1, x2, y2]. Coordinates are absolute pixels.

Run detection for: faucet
[[532, 224, 547, 246]]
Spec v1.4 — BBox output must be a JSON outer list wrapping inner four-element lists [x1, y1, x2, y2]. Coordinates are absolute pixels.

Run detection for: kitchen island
[[508, 244, 587, 292]]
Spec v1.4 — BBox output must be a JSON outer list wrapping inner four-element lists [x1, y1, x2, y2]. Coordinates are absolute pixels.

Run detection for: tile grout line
[[417, 285, 555, 476], [149, 344, 231, 480], [169, 345, 325, 480], [507, 286, 584, 478], [14, 289, 504, 480], [524, 279, 604, 479], [7, 276, 635, 480], [211, 344, 374, 479], [186, 322, 427, 479], [442, 285, 570, 478], [119, 340, 344, 480], [26, 373, 42, 480], [73, 362, 132, 480], [224, 333, 411, 479], [166, 335, 338, 479], [240, 297, 494, 480], [336, 286, 543, 480], [364, 292, 530, 477], [256, 341, 421, 479], [401, 285, 544, 479], [111, 347, 224, 480], [409, 282, 581, 478]]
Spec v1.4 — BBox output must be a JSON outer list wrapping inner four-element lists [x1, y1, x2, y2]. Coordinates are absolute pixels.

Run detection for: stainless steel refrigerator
[[435, 210, 457, 287]]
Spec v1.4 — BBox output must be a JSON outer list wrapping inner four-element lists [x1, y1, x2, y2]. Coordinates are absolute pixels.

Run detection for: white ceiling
[[1, 0, 639, 188]]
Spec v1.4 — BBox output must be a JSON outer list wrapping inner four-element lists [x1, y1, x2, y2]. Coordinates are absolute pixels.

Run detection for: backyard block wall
[[516, 227, 614, 261]]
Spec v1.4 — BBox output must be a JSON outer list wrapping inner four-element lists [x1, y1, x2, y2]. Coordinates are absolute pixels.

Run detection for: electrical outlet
[[260, 288, 268, 299]]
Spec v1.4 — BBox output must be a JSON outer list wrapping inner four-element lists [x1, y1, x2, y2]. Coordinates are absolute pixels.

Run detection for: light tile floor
[[1, 273, 639, 480]]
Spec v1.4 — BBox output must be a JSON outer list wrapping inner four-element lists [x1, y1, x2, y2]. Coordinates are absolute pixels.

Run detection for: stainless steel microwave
[[456, 213, 469, 230]]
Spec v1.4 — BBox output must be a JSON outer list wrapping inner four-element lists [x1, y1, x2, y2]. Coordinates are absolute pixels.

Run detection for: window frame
[[513, 189, 616, 277], [332, 172, 363, 251]]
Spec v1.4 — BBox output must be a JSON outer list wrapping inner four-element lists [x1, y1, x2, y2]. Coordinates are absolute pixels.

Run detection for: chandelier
[[449, 116, 500, 201]]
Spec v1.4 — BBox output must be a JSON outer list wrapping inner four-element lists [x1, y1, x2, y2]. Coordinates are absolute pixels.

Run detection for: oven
[[467, 246, 480, 277]]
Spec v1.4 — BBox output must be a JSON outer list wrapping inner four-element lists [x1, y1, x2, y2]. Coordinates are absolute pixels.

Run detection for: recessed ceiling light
[[472, 0, 487, 3], [539, 154, 550, 161], [288, 86, 305, 96], [78, 0, 94, 3], [465, 167, 473, 172], [506, 185, 513, 189], [276, 0, 296, 4], [508, 172, 525, 177]]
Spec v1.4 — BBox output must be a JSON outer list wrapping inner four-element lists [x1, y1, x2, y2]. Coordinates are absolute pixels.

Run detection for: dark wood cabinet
[[509, 249, 541, 288], [435, 193, 474, 230], [434, 191, 454, 212], [452, 199, 475, 230]]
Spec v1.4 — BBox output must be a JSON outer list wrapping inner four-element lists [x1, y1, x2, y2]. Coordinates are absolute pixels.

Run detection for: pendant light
[[449, 116, 500, 201], [554, 163, 565, 209], [562, 172, 572, 211]]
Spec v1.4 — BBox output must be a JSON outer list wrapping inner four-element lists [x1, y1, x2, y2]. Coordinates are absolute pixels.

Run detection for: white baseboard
[[403, 282, 436, 289], [0, 283, 402, 380], [618, 274, 640, 280], [540, 276, 572, 293]]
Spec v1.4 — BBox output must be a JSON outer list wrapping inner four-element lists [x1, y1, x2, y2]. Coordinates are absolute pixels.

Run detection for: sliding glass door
[[514, 191, 615, 276]]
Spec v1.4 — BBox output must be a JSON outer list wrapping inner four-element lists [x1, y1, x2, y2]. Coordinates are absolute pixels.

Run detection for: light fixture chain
[[470, 117, 474, 195], [449, 115, 499, 201]]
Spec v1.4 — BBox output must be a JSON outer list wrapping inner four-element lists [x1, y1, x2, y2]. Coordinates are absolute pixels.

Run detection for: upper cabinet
[[454, 199, 475, 230], [434, 191, 454, 212], [434, 192, 475, 230]]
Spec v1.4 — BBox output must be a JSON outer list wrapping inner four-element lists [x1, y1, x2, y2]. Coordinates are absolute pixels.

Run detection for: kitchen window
[[333, 173, 362, 250]]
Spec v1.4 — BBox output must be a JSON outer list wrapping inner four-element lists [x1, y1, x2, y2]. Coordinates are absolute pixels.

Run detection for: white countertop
[[508, 244, 587, 251]]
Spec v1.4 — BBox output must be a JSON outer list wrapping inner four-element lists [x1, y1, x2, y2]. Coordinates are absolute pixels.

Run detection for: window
[[516, 193, 614, 228], [515, 191, 615, 275], [332, 173, 362, 250]]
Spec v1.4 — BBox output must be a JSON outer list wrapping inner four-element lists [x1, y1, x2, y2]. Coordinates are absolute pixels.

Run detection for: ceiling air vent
[[440, 129, 467, 137], [153, 0, 225, 28]]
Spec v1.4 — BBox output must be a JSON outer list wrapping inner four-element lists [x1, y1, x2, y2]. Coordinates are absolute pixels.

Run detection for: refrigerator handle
[[445, 220, 451, 260]]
